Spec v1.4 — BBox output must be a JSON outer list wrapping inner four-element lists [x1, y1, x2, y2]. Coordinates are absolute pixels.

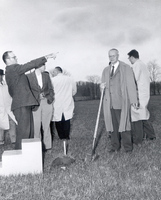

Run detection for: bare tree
[[147, 60, 161, 82], [86, 75, 101, 83], [147, 60, 161, 95], [86, 75, 101, 99]]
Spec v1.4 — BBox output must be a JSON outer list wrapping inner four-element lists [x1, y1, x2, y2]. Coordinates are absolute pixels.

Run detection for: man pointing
[[2, 51, 57, 149]]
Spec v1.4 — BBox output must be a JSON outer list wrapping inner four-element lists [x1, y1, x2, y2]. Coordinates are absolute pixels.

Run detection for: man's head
[[2, 51, 18, 65], [127, 49, 139, 64], [108, 48, 119, 65], [52, 66, 63, 77], [36, 64, 46, 73]]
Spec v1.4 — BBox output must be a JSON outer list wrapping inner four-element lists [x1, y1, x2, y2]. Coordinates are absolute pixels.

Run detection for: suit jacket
[[27, 71, 54, 111], [5, 57, 47, 111], [109, 66, 122, 109], [101, 61, 137, 132]]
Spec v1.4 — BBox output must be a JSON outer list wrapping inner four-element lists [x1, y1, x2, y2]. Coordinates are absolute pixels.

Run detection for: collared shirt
[[35, 73, 43, 88], [111, 61, 119, 74]]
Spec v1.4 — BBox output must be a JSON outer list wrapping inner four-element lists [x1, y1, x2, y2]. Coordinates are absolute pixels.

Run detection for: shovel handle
[[93, 87, 104, 141]]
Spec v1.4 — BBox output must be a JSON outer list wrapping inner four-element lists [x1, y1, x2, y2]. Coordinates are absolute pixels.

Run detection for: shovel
[[91, 86, 105, 161]]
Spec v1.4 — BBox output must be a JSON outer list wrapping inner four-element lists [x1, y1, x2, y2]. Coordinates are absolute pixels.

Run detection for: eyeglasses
[[7, 56, 17, 60], [109, 55, 117, 58], [10, 56, 17, 59]]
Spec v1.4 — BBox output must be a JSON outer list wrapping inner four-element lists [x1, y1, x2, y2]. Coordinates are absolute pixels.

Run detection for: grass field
[[0, 95, 161, 200]]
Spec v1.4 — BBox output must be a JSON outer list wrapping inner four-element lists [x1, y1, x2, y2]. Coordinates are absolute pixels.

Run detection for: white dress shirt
[[35, 73, 43, 88], [111, 61, 119, 74]]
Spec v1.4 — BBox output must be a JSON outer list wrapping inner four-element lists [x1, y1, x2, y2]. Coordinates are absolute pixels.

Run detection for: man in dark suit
[[27, 64, 54, 151], [2, 51, 56, 149]]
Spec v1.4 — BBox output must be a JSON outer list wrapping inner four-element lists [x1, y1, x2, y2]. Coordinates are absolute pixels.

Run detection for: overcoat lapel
[[42, 73, 46, 90], [32, 72, 41, 91]]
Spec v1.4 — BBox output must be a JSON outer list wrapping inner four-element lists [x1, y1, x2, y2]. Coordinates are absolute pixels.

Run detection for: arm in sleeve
[[72, 78, 77, 96], [16, 57, 47, 75], [126, 66, 138, 104], [132, 63, 141, 82]]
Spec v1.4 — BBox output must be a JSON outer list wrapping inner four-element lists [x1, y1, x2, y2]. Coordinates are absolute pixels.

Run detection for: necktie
[[110, 66, 114, 77]]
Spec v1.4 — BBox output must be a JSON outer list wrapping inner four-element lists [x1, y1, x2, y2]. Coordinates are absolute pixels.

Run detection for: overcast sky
[[0, 0, 161, 81]]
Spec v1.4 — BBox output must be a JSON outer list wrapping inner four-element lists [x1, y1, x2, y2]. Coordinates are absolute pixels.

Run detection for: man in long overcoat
[[128, 49, 156, 144], [0, 69, 17, 145], [2, 51, 56, 149], [101, 48, 138, 152]]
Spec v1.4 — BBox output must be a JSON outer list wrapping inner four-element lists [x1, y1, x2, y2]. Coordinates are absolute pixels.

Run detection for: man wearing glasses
[[101, 48, 138, 153], [2, 51, 57, 149], [128, 49, 156, 144]]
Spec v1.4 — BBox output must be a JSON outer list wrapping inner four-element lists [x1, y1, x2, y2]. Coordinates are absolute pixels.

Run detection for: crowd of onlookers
[[0, 48, 155, 156], [0, 51, 76, 154]]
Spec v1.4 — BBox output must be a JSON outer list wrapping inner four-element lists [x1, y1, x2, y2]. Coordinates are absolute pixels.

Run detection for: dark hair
[[128, 49, 139, 59], [55, 66, 63, 73], [2, 51, 12, 64]]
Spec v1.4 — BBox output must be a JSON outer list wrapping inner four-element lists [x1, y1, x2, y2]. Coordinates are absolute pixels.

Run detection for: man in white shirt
[[51, 67, 77, 149], [128, 49, 156, 144]]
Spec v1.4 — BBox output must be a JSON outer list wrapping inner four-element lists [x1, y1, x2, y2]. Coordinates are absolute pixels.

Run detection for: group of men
[[101, 48, 155, 153], [0, 48, 155, 155], [0, 51, 76, 151]]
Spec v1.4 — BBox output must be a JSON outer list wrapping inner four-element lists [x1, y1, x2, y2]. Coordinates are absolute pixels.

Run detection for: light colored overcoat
[[0, 81, 17, 130], [131, 59, 150, 121], [51, 74, 77, 121], [101, 61, 137, 132]]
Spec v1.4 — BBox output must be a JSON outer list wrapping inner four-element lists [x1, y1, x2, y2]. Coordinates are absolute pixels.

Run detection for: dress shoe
[[125, 150, 132, 153], [0, 141, 4, 145], [147, 137, 156, 141], [109, 149, 120, 153]]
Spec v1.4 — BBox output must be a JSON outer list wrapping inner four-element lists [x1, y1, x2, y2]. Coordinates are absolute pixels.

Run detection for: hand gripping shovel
[[91, 86, 105, 161]]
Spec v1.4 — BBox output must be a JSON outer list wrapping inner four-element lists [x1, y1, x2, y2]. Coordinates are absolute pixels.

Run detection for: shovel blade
[[50, 155, 75, 170]]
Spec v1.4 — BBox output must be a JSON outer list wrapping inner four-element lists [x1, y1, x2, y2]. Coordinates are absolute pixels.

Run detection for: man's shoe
[[0, 141, 4, 145], [125, 150, 132, 153], [147, 137, 156, 141], [109, 149, 120, 153]]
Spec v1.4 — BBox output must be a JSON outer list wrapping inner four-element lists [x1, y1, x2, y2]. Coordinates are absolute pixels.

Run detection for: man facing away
[[101, 48, 138, 153], [51, 67, 77, 154], [0, 69, 17, 146], [127, 49, 156, 144], [2, 51, 57, 149], [27, 64, 54, 152]]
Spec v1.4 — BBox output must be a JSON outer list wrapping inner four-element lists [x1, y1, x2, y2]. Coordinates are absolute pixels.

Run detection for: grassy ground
[[0, 96, 161, 200]]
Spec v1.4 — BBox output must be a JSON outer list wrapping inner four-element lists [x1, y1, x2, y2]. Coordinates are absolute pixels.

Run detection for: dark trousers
[[111, 108, 133, 151], [132, 120, 155, 144], [55, 114, 70, 140], [13, 106, 34, 149], [131, 120, 144, 145]]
